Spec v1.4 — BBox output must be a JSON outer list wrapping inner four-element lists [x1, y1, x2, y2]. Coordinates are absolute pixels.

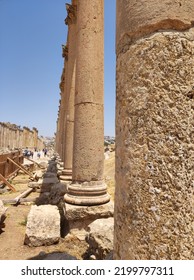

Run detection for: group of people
[[23, 147, 48, 159]]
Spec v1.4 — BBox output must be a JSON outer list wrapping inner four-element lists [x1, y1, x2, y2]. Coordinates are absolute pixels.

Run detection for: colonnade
[[55, 0, 110, 206], [55, 0, 193, 259], [0, 122, 44, 151]]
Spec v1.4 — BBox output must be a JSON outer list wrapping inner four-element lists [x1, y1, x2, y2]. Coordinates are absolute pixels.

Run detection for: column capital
[[65, 4, 77, 25]]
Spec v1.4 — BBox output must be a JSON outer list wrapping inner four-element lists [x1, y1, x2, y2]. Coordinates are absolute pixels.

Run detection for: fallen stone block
[[0, 199, 7, 228], [39, 161, 48, 169], [24, 205, 60, 246], [33, 170, 43, 180], [86, 217, 114, 260]]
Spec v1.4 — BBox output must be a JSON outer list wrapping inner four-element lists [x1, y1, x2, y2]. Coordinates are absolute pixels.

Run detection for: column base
[[64, 180, 110, 206]]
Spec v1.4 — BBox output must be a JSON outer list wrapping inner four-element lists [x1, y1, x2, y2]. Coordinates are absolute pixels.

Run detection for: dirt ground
[[0, 152, 115, 260]]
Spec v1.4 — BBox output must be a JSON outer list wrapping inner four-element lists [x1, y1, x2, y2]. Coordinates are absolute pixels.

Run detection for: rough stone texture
[[86, 217, 114, 260], [38, 161, 48, 169], [33, 170, 43, 180], [72, 0, 104, 183], [116, 0, 194, 54], [0, 200, 7, 227], [24, 205, 60, 247], [64, 200, 114, 221], [63, 201, 114, 240], [73, 104, 104, 181], [114, 15, 194, 260]]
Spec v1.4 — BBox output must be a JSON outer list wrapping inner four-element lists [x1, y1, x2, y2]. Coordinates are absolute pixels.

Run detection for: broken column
[[64, 0, 110, 206], [114, 0, 194, 259]]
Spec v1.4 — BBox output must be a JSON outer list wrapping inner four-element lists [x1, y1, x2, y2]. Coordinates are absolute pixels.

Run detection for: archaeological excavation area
[[0, 0, 193, 260]]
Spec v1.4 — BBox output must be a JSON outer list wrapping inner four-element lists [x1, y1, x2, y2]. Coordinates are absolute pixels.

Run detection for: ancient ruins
[[0, 0, 193, 260], [0, 122, 44, 152], [56, 0, 110, 206]]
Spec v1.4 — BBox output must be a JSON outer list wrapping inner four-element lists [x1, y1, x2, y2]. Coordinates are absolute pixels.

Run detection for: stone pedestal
[[63, 200, 114, 240], [114, 0, 194, 260], [64, 0, 110, 206]]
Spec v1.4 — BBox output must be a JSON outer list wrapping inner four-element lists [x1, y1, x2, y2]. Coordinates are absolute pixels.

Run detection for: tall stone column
[[0, 124, 2, 148], [64, 0, 110, 206], [57, 99, 63, 157], [62, 2, 77, 176], [33, 128, 38, 149], [60, 44, 69, 162], [114, 0, 194, 259]]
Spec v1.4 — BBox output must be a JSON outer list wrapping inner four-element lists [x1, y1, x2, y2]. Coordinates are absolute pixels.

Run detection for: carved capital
[[65, 4, 77, 25], [62, 44, 68, 59]]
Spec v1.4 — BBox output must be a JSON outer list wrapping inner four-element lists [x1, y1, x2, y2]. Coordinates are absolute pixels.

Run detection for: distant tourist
[[44, 148, 48, 157]]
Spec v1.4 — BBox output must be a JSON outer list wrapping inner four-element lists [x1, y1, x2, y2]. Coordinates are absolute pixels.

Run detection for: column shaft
[[63, 3, 77, 174], [64, 0, 110, 206], [114, 0, 194, 259]]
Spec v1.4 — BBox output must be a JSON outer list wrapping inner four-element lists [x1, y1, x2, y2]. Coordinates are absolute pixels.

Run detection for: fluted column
[[114, 0, 194, 259], [64, 0, 110, 206]]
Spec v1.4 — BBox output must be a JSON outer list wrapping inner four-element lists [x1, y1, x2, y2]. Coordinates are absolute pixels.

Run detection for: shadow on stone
[[28, 251, 77, 260]]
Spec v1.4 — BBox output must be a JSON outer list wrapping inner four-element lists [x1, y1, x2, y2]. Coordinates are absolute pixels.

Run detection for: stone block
[[24, 205, 60, 246], [86, 217, 114, 259], [0, 200, 7, 226], [64, 200, 114, 221]]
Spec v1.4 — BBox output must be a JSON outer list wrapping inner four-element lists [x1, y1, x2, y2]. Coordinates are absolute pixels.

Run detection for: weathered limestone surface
[[116, 0, 194, 54], [63, 201, 114, 242], [114, 0, 194, 260], [24, 205, 60, 246], [0, 200, 7, 227], [64, 201, 114, 221], [86, 217, 114, 260], [72, 0, 104, 182]]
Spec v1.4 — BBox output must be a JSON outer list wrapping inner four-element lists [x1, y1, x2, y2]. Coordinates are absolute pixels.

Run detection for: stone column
[[64, 0, 110, 206], [0, 123, 2, 148], [60, 44, 69, 162], [23, 127, 30, 148], [57, 99, 62, 157], [62, 2, 77, 176], [114, 0, 194, 259], [55, 115, 60, 154], [33, 127, 38, 149]]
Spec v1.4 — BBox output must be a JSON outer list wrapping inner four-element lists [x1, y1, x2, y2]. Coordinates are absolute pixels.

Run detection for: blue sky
[[0, 0, 116, 137]]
